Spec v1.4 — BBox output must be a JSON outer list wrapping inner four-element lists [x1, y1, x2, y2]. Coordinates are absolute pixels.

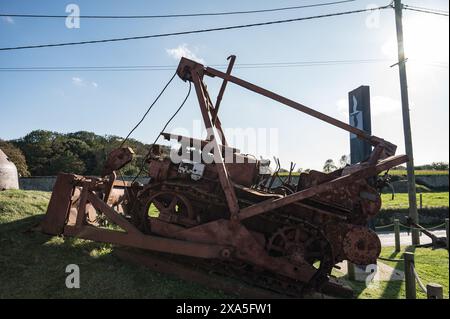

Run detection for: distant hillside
[[6, 130, 167, 177]]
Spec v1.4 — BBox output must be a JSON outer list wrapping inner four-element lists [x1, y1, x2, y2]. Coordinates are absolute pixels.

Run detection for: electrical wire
[[131, 81, 192, 183], [3, 58, 448, 73], [0, 5, 392, 51], [119, 71, 177, 148], [0, 59, 394, 72], [0, 1, 355, 19], [403, 5, 449, 17]]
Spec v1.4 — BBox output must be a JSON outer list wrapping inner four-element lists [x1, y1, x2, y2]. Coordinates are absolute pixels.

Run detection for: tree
[[12, 130, 59, 176], [48, 150, 86, 175], [430, 162, 449, 170], [339, 154, 350, 168], [0, 140, 30, 176], [323, 159, 337, 173], [11, 130, 154, 177]]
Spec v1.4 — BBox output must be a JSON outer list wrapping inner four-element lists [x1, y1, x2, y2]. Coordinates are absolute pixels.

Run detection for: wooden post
[[446, 218, 449, 249], [426, 283, 443, 299], [394, 219, 401, 252], [404, 252, 416, 299], [419, 193, 423, 237], [419, 193, 423, 210], [347, 260, 355, 281]]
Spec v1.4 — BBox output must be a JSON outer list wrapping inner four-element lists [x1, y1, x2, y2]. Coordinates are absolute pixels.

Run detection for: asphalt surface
[[377, 230, 447, 246]]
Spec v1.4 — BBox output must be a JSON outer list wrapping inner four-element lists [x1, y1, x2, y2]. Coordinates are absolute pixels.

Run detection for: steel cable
[[131, 80, 192, 183], [120, 72, 177, 148]]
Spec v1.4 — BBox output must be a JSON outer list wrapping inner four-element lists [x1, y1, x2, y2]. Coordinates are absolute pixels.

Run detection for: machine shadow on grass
[[0, 214, 229, 299], [344, 245, 437, 299], [378, 247, 415, 299]]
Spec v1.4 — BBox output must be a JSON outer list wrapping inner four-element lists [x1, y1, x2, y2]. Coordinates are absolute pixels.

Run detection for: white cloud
[[72, 78, 98, 88], [337, 98, 348, 117], [2, 16, 15, 24], [72, 77, 84, 86], [166, 44, 205, 64], [337, 95, 401, 118]]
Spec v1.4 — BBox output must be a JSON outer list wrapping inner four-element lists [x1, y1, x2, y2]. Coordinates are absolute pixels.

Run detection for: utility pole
[[393, 0, 420, 245]]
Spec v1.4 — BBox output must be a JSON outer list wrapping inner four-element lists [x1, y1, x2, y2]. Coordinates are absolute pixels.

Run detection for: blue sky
[[0, 0, 448, 170]]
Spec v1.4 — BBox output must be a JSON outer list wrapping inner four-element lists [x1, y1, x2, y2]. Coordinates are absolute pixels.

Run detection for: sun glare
[[382, 13, 449, 66]]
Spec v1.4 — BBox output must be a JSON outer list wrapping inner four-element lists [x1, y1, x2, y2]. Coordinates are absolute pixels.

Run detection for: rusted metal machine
[[40, 56, 408, 297]]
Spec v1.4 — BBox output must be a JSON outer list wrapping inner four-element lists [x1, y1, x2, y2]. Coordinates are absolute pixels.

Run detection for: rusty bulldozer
[[40, 56, 408, 298]]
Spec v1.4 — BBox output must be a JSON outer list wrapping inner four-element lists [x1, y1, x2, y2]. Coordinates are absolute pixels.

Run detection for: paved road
[[378, 230, 447, 246]]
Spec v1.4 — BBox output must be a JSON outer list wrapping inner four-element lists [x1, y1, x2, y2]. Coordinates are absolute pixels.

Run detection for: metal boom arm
[[177, 57, 397, 159]]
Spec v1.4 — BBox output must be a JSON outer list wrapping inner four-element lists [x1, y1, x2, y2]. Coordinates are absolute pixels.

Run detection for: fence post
[[446, 218, 449, 249], [419, 194, 423, 237], [419, 193, 422, 209], [426, 283, 443, 299], [404, 252, 416, 299], [347, 261, 355, 280], [394, 219, 400, 252]]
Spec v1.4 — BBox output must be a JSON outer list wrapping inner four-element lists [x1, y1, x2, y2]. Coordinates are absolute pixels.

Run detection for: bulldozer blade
[[40, 173, 76, 235]]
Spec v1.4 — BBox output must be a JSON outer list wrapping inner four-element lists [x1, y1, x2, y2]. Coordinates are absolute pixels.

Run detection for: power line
[[403, 4, 449, 15], [0, 0, 355, 19], [403, 5, 449, 17], [0, 59, 395, 72], [1, 58, 448, 72], [0, 5, 392, 52]]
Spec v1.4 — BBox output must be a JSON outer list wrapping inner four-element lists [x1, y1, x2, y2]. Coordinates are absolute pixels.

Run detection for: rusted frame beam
[[64, 225, 228, 259], [204, 66, 395, 153], [66, 186, 230, 259], [75, 186, 89, 227], [87, 191, 141, 235], [103, 172, 116, 205], [239, 155, 408, 220], [42, 173, 231, 259], [212, 55, 236, 126], [190, 68, 241, 219], [200, 81, 228, 146]]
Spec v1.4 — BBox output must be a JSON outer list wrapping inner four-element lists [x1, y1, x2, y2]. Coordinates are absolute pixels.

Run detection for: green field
[[381, 192, 449, 210], [278, 170, 448, 176], [0, 190, 448, 299], [387, 170, 449, 176]]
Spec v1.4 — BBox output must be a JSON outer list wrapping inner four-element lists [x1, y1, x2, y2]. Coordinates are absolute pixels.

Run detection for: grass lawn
[[387, 170, 449, 176], [0, 190, 226, 298], [0, 190, 448, 299], [336, 246, 449, 299], [381, 192, 449, 210]]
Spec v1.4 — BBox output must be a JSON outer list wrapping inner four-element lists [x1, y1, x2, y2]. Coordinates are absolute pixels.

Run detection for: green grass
[[381, 192, 449, 210], [1, 190, 448, 299], [278, 170, 448, 176], [0, 190, 227, 298], [387, 170, 449, 176], [335, 246, 449, 299]]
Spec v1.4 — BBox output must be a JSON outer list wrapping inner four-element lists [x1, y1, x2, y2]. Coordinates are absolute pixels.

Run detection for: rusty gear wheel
[[141, 191, 197, 232], [342, 226, 381, 265], [266, 222, 334, 289]]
